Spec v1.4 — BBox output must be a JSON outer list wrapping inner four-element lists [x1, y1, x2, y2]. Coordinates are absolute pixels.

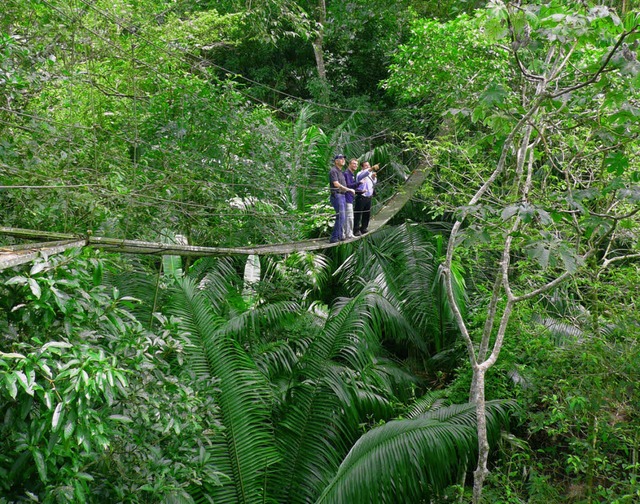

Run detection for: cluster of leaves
[[481, 290, 640, 503], [383, 1, 640, 500], [0, 234, 513, 503], [0, 250, 223, 502]]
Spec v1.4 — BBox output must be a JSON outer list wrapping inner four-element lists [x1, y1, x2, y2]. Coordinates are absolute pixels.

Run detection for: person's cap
[[333, 154, 346, 160]]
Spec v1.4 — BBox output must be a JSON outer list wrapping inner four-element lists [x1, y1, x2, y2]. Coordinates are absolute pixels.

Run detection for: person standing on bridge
[[343, 158, 359, 239], [328, 154, 354, 243], [344, 158, 374, 239], [353, 161, 378, 236]]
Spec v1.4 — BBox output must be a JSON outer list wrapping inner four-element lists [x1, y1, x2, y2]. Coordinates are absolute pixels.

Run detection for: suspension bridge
[[0, 163, 429, 272]]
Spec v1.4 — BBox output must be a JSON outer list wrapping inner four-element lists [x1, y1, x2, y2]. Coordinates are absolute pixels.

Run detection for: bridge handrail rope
[[0, 161, 430, 271]]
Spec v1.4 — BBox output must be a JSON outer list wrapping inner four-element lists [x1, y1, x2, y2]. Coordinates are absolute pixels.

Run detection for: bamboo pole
[[0, 240, 87, 271]]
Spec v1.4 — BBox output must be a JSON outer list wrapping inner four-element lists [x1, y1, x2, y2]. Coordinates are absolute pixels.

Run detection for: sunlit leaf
[[52, 403, 63, 431]]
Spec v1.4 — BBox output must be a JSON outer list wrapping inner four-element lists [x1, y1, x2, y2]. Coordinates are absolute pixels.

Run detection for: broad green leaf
[[605, 152, 628, 175], [63, 421, 75, 440], [108, 414, 133, 423], [519, 204, 535, 223], [15, 370, 34, 396], [43, 391, 53, 410], [38, 362, 52, 379], [471, 106, 485, 124], [0, 351, 26, 359], [5, 275, 28, 286], [480, 83, 508, 106], [33, 450, 47, 482], [30, 262, 47, 275], [52, 403, 63, 431], [41, 341, 73, 353], [28, 278, 41, 299], [4, 373, 18, 399], [549, 211, 564, 223], [501, 205, 519, 221], [620, 187, 640, 203], [559, 247, 578, 274], [528, 243, 550, 270], [74, 479, 86, 502], [536, 208, 553, 225]]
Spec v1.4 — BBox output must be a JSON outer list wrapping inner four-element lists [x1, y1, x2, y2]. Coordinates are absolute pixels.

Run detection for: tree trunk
[[471, 367, 490, 504], [312, 0, 329, 103]]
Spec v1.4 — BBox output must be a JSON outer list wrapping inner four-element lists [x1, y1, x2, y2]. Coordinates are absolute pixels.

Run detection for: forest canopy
[[1, 1, 640, 503]]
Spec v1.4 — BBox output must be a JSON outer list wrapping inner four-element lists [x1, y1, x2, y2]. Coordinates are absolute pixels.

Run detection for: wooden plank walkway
[[0, 163, 429, 270]]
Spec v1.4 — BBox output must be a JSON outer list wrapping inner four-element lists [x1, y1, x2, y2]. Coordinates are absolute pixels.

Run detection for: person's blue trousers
[[330, 193, 346, 242]]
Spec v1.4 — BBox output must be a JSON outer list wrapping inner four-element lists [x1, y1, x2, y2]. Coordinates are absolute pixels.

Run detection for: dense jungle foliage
[[1, 1, 640, 503]]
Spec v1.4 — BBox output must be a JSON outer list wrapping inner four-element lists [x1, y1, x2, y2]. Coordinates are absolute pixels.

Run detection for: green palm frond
[[317, 283, 389, 370], [168, 277, 279, 504], [433, 257, 468, 322], [338, 363, 397, 420], [274, 379, 352, 504], [316, 401, 512, 504], [316, 417, 474, 504], [102, 260, 160, 327], [189, 256, 240, 307], [532, 314, 584, 346], [253, 337, 307, 380], [372, 356, 420, 403], [337, 225, 411, 288], [264, 252, 332, 300], [169, 277, 225, 378], [420, 400, 512, 433], [215, 299, 300, 347], [329, 113, 366, 159], [337, 224, 440, 353], [405, 390, 448, 419], [337, 271, 427, 354], [188, 256, 239, 282], [359, 144, 411, 181], [273, 283, 403, 503]]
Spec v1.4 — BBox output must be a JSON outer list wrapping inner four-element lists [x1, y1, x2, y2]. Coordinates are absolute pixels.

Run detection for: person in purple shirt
[[344, 158, 374, 239], [328, 154, 354, 243], [353, 161, 378, 235], [343, 158, 359, 239]]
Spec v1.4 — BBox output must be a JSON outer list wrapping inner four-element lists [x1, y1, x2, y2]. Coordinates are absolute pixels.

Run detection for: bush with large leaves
[[0, 250, 224, 502]]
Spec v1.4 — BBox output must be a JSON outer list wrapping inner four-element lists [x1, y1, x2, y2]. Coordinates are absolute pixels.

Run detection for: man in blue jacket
[[328, 154, 354, 243]]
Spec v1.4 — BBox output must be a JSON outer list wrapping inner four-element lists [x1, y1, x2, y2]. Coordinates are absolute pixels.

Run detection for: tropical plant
[[0, 249, 224, 503], [386, 2, 640, 501], [318, 401, 511, 504], [335, 223, 467, 367], [156, 251, 514, 503]]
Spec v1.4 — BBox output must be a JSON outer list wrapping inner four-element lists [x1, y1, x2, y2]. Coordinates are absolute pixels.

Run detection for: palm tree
[[163, 253, 510, 504], [168, 275, 281, 503], [335, 223, 467, 363]]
